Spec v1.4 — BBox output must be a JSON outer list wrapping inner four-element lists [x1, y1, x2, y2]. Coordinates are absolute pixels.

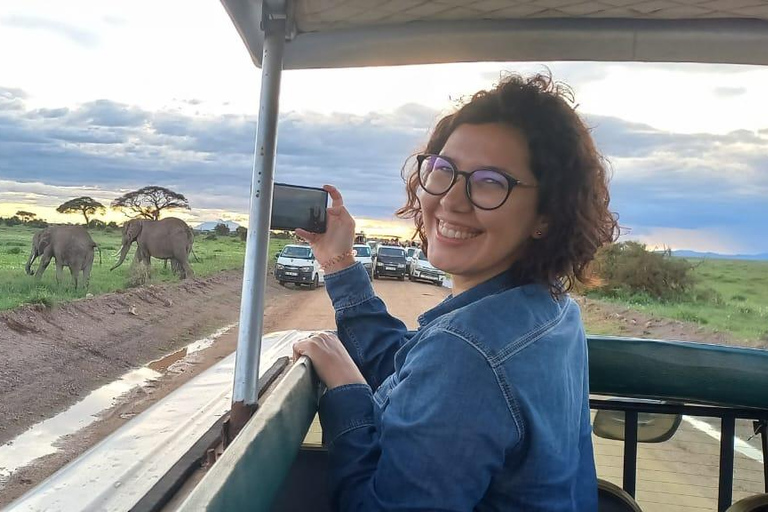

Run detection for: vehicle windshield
[[418, 251, 428, 261], [378, 247, 405, 258], [354, 246, 371, 257], [281, 246, 312, 259]]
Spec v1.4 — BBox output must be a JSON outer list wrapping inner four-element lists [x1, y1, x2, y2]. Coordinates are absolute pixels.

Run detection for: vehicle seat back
[[598, 479, 643, 512], [726, 494, 768, 511]]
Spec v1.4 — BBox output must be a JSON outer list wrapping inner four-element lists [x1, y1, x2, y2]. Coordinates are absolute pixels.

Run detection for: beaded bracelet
[[319, 249, 355, 271]]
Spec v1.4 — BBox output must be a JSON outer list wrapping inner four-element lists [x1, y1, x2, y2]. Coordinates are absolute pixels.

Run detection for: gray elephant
[[162, 224, 200, 274], [111, 217, 195, 279], [25, 226, 101, 288]]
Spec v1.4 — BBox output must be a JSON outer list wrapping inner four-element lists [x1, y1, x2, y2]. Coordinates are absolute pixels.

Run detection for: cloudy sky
[[1, 1, 767, 254]]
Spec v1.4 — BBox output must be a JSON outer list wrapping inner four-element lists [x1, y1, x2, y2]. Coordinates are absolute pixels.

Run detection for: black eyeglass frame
[[416, 153, 538, 211]]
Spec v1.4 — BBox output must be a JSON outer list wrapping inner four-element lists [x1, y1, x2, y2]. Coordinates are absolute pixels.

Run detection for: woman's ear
[[532, 217, 549, 239]]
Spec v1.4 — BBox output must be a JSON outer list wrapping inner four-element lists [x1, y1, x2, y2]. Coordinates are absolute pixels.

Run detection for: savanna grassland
[[2, 224, 766, 343], [586, 258, 768, 342], [0, 225, 291, 311]]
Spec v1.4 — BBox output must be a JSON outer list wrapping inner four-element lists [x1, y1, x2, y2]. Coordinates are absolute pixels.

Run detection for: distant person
[[294, 73, 618, 511]]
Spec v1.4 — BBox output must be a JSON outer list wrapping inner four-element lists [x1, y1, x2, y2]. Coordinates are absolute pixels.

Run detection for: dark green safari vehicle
[[9, 1, 768, 511]]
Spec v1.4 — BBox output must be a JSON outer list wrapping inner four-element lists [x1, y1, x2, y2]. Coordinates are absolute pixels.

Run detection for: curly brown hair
[[396, 72, 619, 296]]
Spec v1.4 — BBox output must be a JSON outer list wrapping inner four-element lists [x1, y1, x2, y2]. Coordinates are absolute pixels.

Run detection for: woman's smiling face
[[420, 123, 547, 291]]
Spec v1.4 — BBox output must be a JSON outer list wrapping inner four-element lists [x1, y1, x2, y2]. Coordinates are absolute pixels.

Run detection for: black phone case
[[270, 183, 329, 233]]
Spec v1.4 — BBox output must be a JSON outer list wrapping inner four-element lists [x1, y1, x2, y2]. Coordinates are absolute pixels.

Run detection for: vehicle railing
[[587, 335, 768, 511], [590, 397, 768, 512]]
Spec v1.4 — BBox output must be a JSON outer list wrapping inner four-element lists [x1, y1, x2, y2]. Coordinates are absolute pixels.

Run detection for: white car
[[274, 244, 324, 289], [409, 249, 446, 286], [353, 244, 374, 278]]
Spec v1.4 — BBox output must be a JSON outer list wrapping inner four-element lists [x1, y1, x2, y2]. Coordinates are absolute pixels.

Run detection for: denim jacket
[[319, 263, 597, 511]]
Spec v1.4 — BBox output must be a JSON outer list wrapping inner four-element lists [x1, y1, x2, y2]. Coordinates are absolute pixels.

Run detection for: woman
[[294, 73, 618, 511]]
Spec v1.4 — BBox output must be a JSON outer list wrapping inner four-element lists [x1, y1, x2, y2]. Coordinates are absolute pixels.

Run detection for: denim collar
[[418, 267, 529, 328]]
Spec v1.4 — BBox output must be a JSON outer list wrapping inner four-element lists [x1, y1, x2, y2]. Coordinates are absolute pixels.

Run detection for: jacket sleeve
[[324, 262, 412, 389], [318, 327, 521, 512]]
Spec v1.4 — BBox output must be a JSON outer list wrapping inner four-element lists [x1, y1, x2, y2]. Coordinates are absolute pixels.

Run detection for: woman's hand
[[293, 332, 366, 390], [296, 185, 356, 273]]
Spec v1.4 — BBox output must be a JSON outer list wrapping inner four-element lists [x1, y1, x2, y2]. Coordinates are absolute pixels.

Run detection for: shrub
[[26, 295, 54, 308], [126, 264, 151, 288], [214, 223, 230, 236], [205, 233, 217, 241], [27, 219, 49, 228], [591, 241, 695, 301], [236, 226, 247, 241], [6, 247, 21, 254]]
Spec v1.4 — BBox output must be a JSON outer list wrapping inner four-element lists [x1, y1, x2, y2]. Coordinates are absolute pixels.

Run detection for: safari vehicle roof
[[222, 0, 768, 68]]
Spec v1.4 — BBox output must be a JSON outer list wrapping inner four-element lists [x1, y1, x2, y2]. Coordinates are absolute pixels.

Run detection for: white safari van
[[274, 244, 324, 289], [353, 243, 374, 278]]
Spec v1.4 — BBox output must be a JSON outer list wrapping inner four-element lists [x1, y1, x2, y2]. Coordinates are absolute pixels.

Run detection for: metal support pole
[[622, 410, 638, 498], [759, 420, 768, 493], [718, 415, 735, 512], [230, 7, 286, 436]]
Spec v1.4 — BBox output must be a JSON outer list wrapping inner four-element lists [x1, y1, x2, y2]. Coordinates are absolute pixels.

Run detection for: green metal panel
[[588, 336, 768, 409], [178, 357, 321, 512], [177, 336, 768, 511]]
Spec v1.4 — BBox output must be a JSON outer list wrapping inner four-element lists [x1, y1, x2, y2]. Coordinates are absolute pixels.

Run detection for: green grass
[[0, 225, 294, 311], [588, 258, 768, 342]]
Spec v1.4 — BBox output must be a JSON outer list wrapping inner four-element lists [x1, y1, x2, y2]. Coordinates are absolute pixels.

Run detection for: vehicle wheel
[[278, 281, 285, 286], [409, 275, 414, 282], [373, 272, 379, 279], [399, 275, 405, 281], [310, 274, 319, 290]]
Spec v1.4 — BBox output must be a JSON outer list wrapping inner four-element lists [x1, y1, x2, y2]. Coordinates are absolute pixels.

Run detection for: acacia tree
[[56, 197, 105, 224], [111, 186, 190, 220], [15, 211, 36, 223]]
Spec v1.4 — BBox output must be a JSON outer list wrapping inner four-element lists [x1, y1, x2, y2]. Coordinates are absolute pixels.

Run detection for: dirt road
[[0, 275, 448, 505]]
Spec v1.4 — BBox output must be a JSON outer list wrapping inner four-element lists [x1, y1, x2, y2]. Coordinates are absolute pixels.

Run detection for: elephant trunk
[[111, 242, 131, 271], [25, 246, 37, 275]]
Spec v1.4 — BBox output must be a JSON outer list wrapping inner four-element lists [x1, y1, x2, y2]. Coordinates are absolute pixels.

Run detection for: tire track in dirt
[[0, 270, 251, 445]]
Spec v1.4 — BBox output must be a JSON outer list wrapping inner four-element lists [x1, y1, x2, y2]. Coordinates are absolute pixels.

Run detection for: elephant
[[111, 217, 195, 279], [162, 224, 200, 274], [25, 226, 101, 288]]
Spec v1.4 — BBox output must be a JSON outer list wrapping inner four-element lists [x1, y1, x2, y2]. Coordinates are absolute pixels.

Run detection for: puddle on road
[[0, 323, 237, 489], [147, 324, 233, 372]]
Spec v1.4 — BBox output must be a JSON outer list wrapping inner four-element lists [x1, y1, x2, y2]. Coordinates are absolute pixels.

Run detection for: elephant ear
[[37, 230, 52, 253], [125, 220, 143, 241]]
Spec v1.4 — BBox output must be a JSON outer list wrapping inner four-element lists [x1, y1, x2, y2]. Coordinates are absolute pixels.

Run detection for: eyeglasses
[[416, 154, 537, 211]]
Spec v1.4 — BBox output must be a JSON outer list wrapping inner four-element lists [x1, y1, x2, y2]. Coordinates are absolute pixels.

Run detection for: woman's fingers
[[293, 333, 329, 359], [295, 228, 317, 242], [292, 338, 313, 361], [326, 206, 344, 217], [323, 185, 344, 208]]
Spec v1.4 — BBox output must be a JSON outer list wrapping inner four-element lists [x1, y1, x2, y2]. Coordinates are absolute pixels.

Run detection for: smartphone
[[270, 183, 328, 233]]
